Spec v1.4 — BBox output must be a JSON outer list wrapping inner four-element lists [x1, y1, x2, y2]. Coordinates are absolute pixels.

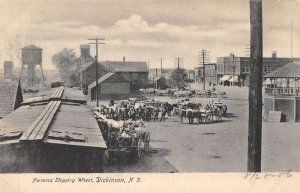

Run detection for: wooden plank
[[50, 87, 64, 99], [27, 101, 60, 140], [35, 101, 61, 140], [51, 88, 59, 98], [20, 102, 55, 140], [20, 101, 61, 141]]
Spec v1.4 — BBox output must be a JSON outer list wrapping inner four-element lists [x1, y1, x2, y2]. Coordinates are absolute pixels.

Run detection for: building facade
[[194, 63, 217, 85], [79, 57, 148, 96], [78, 61, 108, 94], [149, 68, 194, 83], [88, 73, 131, 100], [101, 58, 149, 93], [216, 52, 300, 86]]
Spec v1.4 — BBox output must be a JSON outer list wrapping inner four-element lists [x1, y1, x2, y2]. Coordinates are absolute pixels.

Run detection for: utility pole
[[198, 50, 210, 90], [248, 0, 263, 172], [88, 38, 105, 108], [160, 58, 166, 77], [174, 57, 183, 89], [202, 50, 207, 90], [232, 53, 235, 86], [291, 20, 293, 61]]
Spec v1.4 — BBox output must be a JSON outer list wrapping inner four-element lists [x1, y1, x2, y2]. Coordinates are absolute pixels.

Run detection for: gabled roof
[[22, 45, 42, 50], [153, 76, 167, 82], [102, 61, 148, 72], [0, 80, 23, 118], [264, 62, 300, 78], [88, 72, 115, 89], [78, 61, 107, 73]]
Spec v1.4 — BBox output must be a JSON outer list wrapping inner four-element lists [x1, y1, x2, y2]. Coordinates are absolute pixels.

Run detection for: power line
[[88, 37, 105, 108], [198, 50, 210, 90], [174, 57, 183, 69]]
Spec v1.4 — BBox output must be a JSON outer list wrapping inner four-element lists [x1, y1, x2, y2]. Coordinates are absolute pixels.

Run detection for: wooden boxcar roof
[[44, 104, 106, 148], [0, 104, 45, 144], [0, 101, 106, 149]]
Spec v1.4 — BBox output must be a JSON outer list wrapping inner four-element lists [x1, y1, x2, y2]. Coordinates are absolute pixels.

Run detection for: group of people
[[98, 98, 227, 125], [99, 99, 174, 122]]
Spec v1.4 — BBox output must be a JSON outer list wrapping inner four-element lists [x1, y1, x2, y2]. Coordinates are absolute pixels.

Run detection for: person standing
[[160, 106, 167, 122]]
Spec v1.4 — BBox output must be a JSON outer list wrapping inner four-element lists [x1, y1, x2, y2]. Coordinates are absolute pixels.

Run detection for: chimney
[[272, 51, 277, 59], [123, 56, 126, 62], [4, 61, 14, 80]]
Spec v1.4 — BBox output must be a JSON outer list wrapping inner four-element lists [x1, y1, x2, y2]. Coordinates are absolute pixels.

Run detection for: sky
[[0, 0, 299, 71]]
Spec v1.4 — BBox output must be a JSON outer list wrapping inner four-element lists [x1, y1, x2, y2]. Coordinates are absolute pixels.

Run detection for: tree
[[170, 68, 188, 89], [52, 48, 80, 87]]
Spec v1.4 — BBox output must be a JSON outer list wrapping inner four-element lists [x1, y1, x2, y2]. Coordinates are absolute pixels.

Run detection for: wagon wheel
[[217, 110, 223, 121], [143, 132, 150, 152], [215, 113, 221, 122], [196, 114, 203, 123], [205, 113, 211, 122], [219, 114, 223, 121], [137, 139, 142, 158]]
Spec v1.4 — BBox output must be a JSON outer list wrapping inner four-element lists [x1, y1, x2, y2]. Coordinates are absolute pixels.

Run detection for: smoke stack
[[272, 51, 277, 59], [4, 61, 14, 80], [123, 56, 125, 62]]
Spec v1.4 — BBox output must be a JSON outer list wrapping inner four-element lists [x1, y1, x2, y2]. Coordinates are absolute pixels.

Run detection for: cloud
[[0, 9, 298, 71], [0, 13, 251, 70]]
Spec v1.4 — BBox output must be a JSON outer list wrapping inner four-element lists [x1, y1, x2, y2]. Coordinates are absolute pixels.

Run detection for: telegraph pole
[[88, 38, 105, 108], [291, 20, 293, 61], [248, 0, 263, 172], [160, 58, 164, 77], [174, 57, 183, 89], [202, 50, 206, 90]]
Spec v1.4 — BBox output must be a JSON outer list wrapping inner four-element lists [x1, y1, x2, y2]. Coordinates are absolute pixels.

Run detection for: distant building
[[149, 68, 174, 80], [149, 68, 194, 83], [79, 57, 148, 98], [194, 63, 217, 85], [216, 52, 300, 86], [0, 80, 23, 118], [153, 77, 169, 89], [263, 62, 300, 122], [101, 58, 149, 93], [88, 72, 131, 100], [3, 61, 14, 80], [78, 61, 108, 94]]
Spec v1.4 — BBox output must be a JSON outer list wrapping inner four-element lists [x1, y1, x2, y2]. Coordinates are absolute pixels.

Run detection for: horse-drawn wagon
[[94, 112, 150, 164]]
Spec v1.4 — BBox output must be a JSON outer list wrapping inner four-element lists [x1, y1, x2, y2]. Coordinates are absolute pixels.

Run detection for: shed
[[78, 61, 108, 95], [263, 62, 300, 122], [153, 77, 169, 89], [88, 72, 131, 100], [101, 60, 149, 93], [0, 80, 23, 118]]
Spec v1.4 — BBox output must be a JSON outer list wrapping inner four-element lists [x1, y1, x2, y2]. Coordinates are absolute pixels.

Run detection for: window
[[224, 64, 229, 73]]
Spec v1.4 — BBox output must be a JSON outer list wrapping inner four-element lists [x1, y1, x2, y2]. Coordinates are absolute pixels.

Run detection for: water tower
[[21, 45, 44, 88]]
